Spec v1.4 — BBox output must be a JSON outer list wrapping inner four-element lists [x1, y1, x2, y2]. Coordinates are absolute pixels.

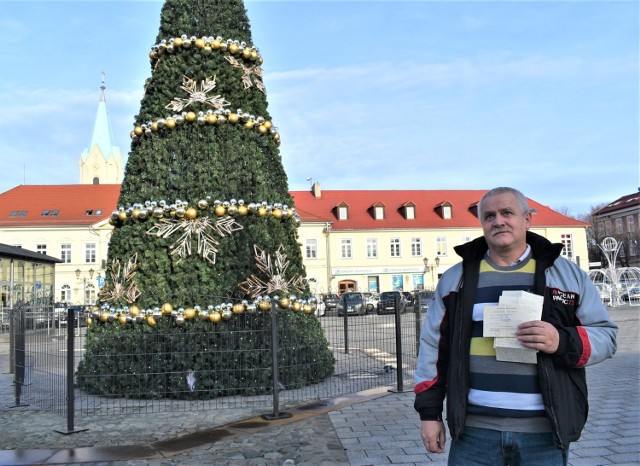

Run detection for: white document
[[484, 291, 544, 364]]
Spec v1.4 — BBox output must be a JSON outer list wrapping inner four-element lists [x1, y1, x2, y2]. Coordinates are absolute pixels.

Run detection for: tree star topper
[[165, 75, 230, 112], [239, 245, 306, 298]]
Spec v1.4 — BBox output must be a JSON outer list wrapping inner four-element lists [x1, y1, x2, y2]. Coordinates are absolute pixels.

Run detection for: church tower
[[79, 75, 124, 184]]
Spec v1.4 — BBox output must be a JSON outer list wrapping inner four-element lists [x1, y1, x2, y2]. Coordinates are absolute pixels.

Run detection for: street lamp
[[75, 268, 95, 306], [423, 257, 440, 291]]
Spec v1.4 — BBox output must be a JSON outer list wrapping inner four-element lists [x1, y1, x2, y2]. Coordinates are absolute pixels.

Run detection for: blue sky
[[0, 0, 637, 216]]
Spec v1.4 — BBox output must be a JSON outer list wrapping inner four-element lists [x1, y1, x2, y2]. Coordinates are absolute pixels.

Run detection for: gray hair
[[478, 187, 529, 217]]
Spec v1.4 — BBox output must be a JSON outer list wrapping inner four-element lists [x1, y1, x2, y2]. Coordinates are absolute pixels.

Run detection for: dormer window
[[336, 203, 349, 220], [400, 201, 416, 220], [370, 202, 385, 220], [435, 201, 453, 220]]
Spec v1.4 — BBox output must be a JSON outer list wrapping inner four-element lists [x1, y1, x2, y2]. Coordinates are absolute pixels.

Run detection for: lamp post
[[422, 257, 440, 291], [75, 268, 95, 306]]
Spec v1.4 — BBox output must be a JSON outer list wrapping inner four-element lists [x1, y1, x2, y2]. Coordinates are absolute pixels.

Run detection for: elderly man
[[414, 187, 617, 466]]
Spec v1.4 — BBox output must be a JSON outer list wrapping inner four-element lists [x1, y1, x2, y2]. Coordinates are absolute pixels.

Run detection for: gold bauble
[[206, 114, 218, 125], [185, 111, 197, 122], [165, 118, 176, 129], [118, 314, 128, 325], [258, 125, 268, 135], [250, 50, 258, 60], [273, 133, 281, 142], [258, 299, 271, 311], [195, 38, 205, 48], [129, 305, 141, 317], [211, 39, 222, 49], [147, 316, 157, 327], [257, 206, 268, 217], [232, 303, 245, 314], [87, 317, 93, 325], [214, 205, 226, 216], [184, 307, 196, 320], [100, 311, 110, 323], [272, 208, 283, 219], [278, 297, 290, 309], [286, 208, 294, 218], [134, 126, 144, 136], [228, 43, 239, 54], [161, 302, 174, 315], [237, 205, 249, 216], [292, 301, 302, 312], [304, 304, 314, 314], [185, 207, 198, 219], [151, 122, 159, 132], [244, 119, 255, 129], [209, 311, 222, 323], [228, 113, 239, 124], [173, 37, 184, 47], [263, 120, 272, 130], [118, 211, 128, 221], [241, 48, 252, 59], [149, 50, 156, 60], [131, 209, 140, 220]]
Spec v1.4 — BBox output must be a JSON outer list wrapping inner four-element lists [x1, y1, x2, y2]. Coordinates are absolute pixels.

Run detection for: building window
[[561, 234, 573, 258], [597, 222, 605, 237], [305, 239, 317, 259], [340, 239, 352, 259], [615, 218, 623, 234], [374, 205, 384, 220], [411, 237, 422, 257], [630, 236, 638, 257], [60, 284, 71, 303], [406, 205, 415, 220], [366, 238, 378, 258], [85, 284, 97, 305], [627, 216, 635, 233], [338, 206, 348, 220], [36, 244, 47, 255], [460, 235, 472, 245], [436, 236, 448, 256], [443, 205, 452, 219], [85, 243, 97, 263], [390, 238, 401, 257], [60, 244, 72, 263], [604, 220, 612, 236]]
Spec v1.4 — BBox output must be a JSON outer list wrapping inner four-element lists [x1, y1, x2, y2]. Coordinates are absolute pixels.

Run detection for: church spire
[[79, 74, 123, 185]]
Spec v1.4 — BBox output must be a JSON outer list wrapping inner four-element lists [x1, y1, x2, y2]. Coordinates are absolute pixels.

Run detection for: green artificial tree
[[76, 0, 334, 398]]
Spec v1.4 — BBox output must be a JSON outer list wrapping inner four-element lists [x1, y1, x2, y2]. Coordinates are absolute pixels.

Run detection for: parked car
[[56, 305, 89, 327], [402, 292, 415, 309], [363, 292, 379, 314], [415, 290, 434, 312], [337, 292, 367, 316], [323, 293, 340, 313], [377, 291, 406, 314]]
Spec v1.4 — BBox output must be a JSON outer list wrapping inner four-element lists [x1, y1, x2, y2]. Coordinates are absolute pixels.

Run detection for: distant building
[[78, 78, 123, 185], [593, 191, 640, 267], [291, 183, 590, 295]]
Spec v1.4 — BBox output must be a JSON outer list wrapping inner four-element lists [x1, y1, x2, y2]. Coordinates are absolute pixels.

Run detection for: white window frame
[[374, 206, 384, 220], [406, 206, 415, 220], [305, 239, 317, 259], [60, 243, 72, 264], [443, 205, 452, 219], [341, 238, 352, 259], [390, 238, 401, 258], [338, 206, 348, 220], [627, 215, 635, 233], [436, 236, 448, 256], [36, 244, 47, 255], [615, 218, 623, 234], [630, 237, 638, 257], [410, 237, 422, 257], [460, 235, 472, 245], [85, 243, 97, 264], [561, 234, 573, 258], [366, 238, 378, 259], [60, 284, 71, 302]]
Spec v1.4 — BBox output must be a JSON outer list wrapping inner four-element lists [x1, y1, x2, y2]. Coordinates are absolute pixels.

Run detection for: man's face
[[480, 192, 531, 254]]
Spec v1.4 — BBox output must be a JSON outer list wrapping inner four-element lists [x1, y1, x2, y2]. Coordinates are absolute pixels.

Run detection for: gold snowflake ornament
[[239, 245, 306, 298], [225, 56, 266, 94], [99, 254, 142, 304], [165, 75, 231, 113]]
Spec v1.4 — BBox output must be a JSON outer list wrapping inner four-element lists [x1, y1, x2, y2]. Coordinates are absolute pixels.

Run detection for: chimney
[[312, 182, 321, 198]]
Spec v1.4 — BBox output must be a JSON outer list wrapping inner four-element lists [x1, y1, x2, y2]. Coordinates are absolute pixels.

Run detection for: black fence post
[[262, 306, 291, 420], [55, 307, 87, 434], [414, 297, 422, 356], [389, 294, 404, 393], [342, 296, 349, 354], [7, 306, 28, 408]]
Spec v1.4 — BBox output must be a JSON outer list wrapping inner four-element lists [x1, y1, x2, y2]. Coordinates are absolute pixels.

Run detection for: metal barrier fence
[[6, 296, 429, 426]]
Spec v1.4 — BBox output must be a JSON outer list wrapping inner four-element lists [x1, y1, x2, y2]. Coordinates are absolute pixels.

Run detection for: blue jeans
[[448, 426, 568, 466]]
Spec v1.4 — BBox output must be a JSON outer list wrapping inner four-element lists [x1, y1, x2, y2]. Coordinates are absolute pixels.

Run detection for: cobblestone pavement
[[0, 305, 637, 465]]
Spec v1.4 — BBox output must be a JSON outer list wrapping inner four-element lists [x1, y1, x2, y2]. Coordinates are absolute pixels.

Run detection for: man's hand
[[420, 420, 446, 453], [517, 320, 559, 353]]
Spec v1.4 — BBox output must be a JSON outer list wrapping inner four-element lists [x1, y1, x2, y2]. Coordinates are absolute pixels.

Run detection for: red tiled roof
[[290, 189, 587, 230], [0, 185, 121, 227], [594, 192, 640, 216]]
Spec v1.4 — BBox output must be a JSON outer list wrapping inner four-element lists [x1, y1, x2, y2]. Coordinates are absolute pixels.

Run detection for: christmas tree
[[77, 0, 334, 398]]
